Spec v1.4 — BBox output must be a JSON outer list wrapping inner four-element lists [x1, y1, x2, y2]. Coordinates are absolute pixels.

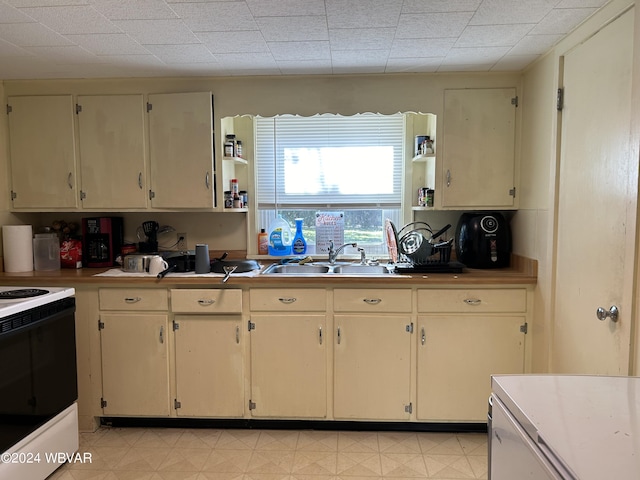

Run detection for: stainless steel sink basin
[[261, 264, 331, 275], [332, 265, 391, 274], [261, 262, 392, 275]]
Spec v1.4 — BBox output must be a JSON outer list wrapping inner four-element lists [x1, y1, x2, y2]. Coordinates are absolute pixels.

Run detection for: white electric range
[[0, 286, 79, 480]]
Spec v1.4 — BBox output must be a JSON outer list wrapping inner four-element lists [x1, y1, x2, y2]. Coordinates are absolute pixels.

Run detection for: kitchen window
[[255, 113, 404, 256]]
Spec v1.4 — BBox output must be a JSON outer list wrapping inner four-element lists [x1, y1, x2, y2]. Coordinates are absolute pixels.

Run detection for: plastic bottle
[[258, 228, 268, 255], [292, 218, 307, 255], [268, 215, 292, 256]]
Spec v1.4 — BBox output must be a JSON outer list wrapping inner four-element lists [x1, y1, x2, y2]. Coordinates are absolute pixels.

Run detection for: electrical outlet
[[177, 233, 187, 251]]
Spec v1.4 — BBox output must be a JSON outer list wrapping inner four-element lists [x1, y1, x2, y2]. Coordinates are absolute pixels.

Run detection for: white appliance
[[490, 375, 640, 480], [0, 286, 79, 480]]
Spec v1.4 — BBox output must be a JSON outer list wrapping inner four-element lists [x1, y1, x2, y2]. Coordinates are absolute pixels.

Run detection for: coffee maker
[[82, 217, 124, 267]]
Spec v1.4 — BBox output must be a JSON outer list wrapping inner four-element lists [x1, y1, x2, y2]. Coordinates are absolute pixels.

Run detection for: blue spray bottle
[[292, 218, 307, 255]]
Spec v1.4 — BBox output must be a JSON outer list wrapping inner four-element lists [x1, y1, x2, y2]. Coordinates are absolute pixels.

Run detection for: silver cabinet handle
[[159, 326, 164, 344], [464, 298, 481, 306], [124, 297, 142, 303], [198, 299, 215, 306], [446, 169, 451, 187], [421, 327, 426, 345], [278, 297, 297, 304], [337, 326, 341, 345], [319, 326, 323, 345], [363, 298, 382, 305], [67, 172, 73, 189], [205, 172, 210, 189], [138, 172, 143, 189], [596, 305, 619, 322], [236, 325, 240, 344]]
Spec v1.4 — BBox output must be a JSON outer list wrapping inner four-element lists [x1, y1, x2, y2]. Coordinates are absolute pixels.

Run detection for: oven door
[[0, 298, 77, 452]]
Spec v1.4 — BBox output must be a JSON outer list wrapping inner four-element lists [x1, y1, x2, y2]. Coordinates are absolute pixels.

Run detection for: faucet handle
[[357, 247, 367, 265]]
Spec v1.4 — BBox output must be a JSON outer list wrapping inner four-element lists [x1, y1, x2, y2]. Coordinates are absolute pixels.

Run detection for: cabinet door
[[7, 95, 77, 209], [442, 88, 517, 208], [334, 314, 412, 420], [148, 92, 215, 209], [249, 314, 326, 418], [174, 316, 244, 417], [417, 315, 525, 422], [100, 313, 170, 416], [77, 95, 147, 209]]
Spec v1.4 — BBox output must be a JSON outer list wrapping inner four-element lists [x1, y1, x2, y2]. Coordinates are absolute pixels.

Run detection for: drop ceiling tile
[[331, 49, 389, 73], [456, 23, 535, 47], [530, 7, 598, 35], [170, 2, 257, 32], [65, 33, 150, 55], [440, 45, 510, 65], [89, 0, 178, 20], [469, 0, 559, 25], [396, 12, 474, 39], [278, 59, 333, 75], [390, 37, 455, 58], [22, 44, 106, 62], [326, 0, 403, 29], [246, 0, 326, 17], [0, 22, 72, 47], [0, 2, 36, 23], [492, 53, 540, 71], [509, 33, 563, 55], [17, 6, 121, 34], [7, 0, 88, 6], [385, 57, 443, 73], [438, 62, 494, 71], [402, 0, 481, 14], [112, 19, 199, 45], [0, 37, 30, 56], [214, 51, 278, 70], [268, 40, 330, 61], [144, 43, 216, 63], [556, 0, 608, 7], [198, 31, 269, 54], [329, 28, 395, 51], [256, 16, 328, 42]]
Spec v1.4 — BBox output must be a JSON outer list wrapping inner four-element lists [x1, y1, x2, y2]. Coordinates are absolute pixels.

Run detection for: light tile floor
[[48, 427, 488, 480]]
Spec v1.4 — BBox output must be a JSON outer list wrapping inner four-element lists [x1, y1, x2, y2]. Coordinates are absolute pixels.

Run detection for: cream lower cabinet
[[416, 288, 527, 422], [333, 289, 413, 420], [249, 289, 327, 418], [171, 289, 244, 417], [98, 288, 170, 416]]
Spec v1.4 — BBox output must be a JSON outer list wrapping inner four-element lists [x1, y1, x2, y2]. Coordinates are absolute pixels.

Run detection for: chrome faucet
[[328, 240, 357, 265]]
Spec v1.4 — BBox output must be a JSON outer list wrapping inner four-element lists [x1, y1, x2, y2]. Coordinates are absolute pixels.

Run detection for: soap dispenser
[[292, 218, 307, 255]]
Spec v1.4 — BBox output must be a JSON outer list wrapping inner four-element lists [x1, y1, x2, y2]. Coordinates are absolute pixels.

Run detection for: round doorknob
[[596, 305, 619, 322]]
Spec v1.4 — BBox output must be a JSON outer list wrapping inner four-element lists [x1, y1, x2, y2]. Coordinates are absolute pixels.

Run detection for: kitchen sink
[[261, 262, 392, 275]]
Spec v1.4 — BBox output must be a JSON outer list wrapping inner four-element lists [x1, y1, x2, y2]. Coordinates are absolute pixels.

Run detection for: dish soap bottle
[[268, 215, 292, 256], [258, 228, 268, 255], [292, 218, 307, 255]]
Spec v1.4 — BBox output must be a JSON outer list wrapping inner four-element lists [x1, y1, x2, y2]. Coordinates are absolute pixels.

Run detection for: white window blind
[[255, 113, 405, 209]]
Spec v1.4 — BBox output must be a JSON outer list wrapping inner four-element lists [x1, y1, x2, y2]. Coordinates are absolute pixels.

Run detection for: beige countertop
[[0, 255, 537, 287]]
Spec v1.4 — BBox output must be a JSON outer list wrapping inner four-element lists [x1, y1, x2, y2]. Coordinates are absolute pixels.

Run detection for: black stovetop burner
[[0, 288, 50, 299]]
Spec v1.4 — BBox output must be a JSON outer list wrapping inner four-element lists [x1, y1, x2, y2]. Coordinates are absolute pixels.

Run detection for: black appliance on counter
[[82, 216, 124, 267], [455, 212, 511, 268]]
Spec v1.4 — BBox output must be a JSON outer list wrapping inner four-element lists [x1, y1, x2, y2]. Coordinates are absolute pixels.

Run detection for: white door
[[553, 8, 636, 374]]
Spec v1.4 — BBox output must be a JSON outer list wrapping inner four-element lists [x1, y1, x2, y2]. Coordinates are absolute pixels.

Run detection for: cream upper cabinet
[[77, 95, 147, 209], [148, 92, 215, 209], [7, 95, 78, 209], [416, 288, 527, 422], [441, 88, 517, 209]]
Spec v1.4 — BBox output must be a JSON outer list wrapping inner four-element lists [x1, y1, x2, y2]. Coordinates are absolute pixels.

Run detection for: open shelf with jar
[[221, 115, 252, 212], [406, 113, 437, 214]]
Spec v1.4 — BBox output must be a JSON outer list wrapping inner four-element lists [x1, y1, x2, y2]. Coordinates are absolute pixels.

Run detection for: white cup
[[149, 256, 169, 276]]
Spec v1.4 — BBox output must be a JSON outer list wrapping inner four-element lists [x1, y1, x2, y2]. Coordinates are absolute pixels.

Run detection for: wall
[[517, 0, 637, 372], [2, 72, 521, 254]]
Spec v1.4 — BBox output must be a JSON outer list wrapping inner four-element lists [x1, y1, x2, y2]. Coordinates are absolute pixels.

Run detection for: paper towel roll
[[2, 225, 34, 272]]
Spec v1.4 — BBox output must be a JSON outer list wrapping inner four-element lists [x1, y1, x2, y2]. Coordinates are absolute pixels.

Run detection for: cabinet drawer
[[334, 289, 412, 313], [417, 288, 527, 313], [99, 288, 168, 311], [171, 289, 242, 314], [250, 289, 326, 311]]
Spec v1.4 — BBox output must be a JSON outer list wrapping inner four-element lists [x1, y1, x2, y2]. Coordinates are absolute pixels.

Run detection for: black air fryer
[[455, 212, 511, 268]]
